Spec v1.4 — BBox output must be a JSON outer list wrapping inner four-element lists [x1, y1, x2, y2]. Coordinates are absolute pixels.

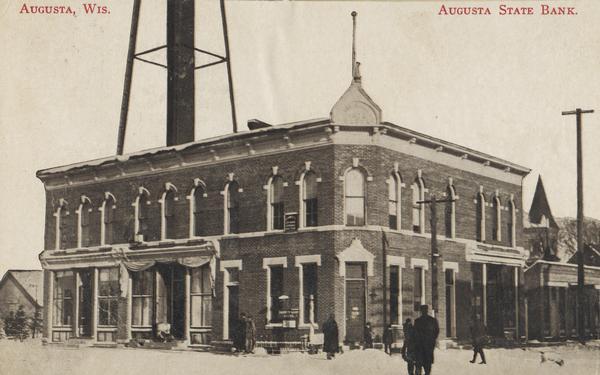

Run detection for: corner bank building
[[38, 18, 531, 347]]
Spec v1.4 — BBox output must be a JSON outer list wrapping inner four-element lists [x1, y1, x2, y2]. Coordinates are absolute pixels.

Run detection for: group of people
[[322, 304, 441, 375], [399, 305, 440, 375], [232, 313, 256, 354]]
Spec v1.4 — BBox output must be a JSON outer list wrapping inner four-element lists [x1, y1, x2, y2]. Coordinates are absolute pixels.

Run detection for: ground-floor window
[[191, 265, 212, 327], [389, 266, 400, 325], [98, 268, 119, 326], [269, 265, 284, 323], [53, 271, 74, 327], [302, 263, 318, 325], [132, 270, 153, 327], [413, 267, 424, 312]]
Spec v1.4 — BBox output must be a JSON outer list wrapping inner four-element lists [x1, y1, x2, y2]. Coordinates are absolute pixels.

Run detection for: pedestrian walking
[[322, 314, 340, 360], [383, 323, 394, 355], [413, 305, 439, 375], [233, 312, 247, 353], [363, 322, 374, 349], [469, 314, 487, 364], [401, 319, 417, 375], [245, 314, 256, 354]]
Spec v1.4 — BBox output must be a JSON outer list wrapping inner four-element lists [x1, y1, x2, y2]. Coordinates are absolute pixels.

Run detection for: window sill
[[265, 323, 284, 329], [297, 323, 319, 330]]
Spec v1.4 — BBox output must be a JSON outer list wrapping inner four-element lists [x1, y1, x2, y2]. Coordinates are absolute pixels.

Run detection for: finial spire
[[351, 11, 361, 83]]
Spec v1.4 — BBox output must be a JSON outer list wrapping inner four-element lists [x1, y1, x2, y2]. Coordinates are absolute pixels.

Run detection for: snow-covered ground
[[0, 340, 598, 375]]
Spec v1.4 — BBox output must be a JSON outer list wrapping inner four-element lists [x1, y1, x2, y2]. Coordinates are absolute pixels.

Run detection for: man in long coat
[[413, 305, 439, 375], [322, 314, 339, 360]]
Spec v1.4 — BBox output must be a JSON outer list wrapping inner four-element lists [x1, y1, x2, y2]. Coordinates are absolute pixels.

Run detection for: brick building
[[37, 11, 532, 346], [523, 178, 600, 340], [37, 72, 532, 346]]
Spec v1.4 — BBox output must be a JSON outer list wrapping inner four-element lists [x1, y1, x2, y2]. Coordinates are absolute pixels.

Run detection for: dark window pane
[[305, 198, 318, 227], [389, 266, 399, 325], [345, 263, 365, 279], [302, 264, 318, 324], [270, 266, 284, 323]]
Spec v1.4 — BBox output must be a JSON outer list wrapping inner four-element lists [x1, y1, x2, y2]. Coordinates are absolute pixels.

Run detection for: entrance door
[[171, 266, 186, 339], [155, 264, 186, 340], [227, 285, 239, 340], [345, 263, 366, 344], [445, 269, 455, 338], [78, 269, 93, 337]]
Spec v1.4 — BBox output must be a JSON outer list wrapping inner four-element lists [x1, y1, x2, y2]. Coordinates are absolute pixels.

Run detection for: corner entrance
[[345, 263, 366, 344]]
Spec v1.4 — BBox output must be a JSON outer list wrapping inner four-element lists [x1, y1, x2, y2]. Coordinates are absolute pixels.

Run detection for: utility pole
[[561, 108, 594, 343], [417, 195, 456, 317]]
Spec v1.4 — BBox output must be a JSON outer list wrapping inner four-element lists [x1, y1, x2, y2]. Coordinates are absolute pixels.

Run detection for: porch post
[[127, 272, 133, 341], [482, 263, 487, 326], [91, 268, 98, 341], [46, 271, 54, 340], [74, 271, 80, 337], [514, 266, 519, 340], [185, 268, 191, 343]]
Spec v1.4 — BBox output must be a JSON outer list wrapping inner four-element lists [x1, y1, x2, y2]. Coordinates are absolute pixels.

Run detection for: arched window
[[135, 188, 150, 241], [412, 178, 425, 233], [78, 196, 92, 248], [476, 191, 486, 242], [161, 184, 178, 240], [302, 171, 318, 227], [388, 173, 401, 230], [445, 185, 456, 238], [508, 198, 516, 247], [493, 195, 501, 241], [192, 184, 206, 237], [54, 199, 68, 250], [345, 168, 366, 226], [225, 181, 240, 234], [102, 193, 116, 246], [269, 176, 285, 231]]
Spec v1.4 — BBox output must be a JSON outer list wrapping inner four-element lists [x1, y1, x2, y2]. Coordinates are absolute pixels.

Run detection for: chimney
[[166, 0, 195, 146]]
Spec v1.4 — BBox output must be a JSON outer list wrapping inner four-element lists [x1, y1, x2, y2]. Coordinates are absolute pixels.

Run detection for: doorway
[[78, 269, 93, 338], [156, 264, 187, 340], [345, 263, 366, 344]]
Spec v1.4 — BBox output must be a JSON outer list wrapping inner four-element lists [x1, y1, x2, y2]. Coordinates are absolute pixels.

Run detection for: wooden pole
[[220, 0, 238, 133], [562, 108, 594, 343]]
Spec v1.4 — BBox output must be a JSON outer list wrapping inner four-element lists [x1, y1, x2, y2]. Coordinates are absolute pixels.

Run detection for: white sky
[[1, 0, 599, 276]]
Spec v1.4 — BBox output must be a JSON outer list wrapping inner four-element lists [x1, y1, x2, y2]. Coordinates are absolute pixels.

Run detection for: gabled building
[[0, 270, 43, 320], [37, 12, 532, 347], [524, 177, 600, 340]]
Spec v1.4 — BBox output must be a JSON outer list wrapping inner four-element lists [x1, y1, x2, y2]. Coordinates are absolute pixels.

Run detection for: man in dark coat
[[401, 319, 417, 375], [383, 324, 394, 356], [245, 314, 256, 354], [363, 322, 374, 349], [469, 314, 487, 364], [322, 314, 340, 360], [413, 305, 439, 375], [233, 313, 247, 353]]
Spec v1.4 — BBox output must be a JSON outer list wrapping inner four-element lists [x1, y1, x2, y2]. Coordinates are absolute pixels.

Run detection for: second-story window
[[345, 168, 365, 226], [412, 177, 425, 234], [193, 185, 206, 237], [269, 176, 285, 230], [162, 186, 177, 240], [225, 181, 240, 234], [388, 173, 401, 230], [102, 193, 116, 246], [135, 188, 150, 241], [445, 185, 456, 238], [302, 171, 318, 227], [493, 195, 501, 241], [508, 198, 516, 247], [476, 190, 486, 242], [78, 196, 92, 248], [55, 199, 68, 250]]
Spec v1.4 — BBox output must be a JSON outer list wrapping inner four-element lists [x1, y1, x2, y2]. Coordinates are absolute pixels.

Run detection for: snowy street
[[0, 340, 598, 375]]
